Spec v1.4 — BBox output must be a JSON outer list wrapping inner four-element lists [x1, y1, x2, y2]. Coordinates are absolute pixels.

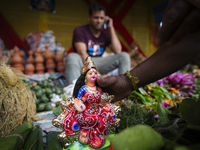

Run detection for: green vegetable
[[42, 89, 46, 93], [48, 82, 55, 87], [46, 103, 53, 111], [34, 85, 41, 91], [38, 103, 46, 111], [37, 81, 43, 86], [48, 93, 53, 99], [108, 125, 164, 150], [29, 84, 33, 89], [52, 87, 56, 93], [35, 99, 40, 105], [41, 95, 48, 103], [56, 89, 62, 95], [46, 88, 52, 95], [36, 92, 42, 98], [42, 81, 48, 88]]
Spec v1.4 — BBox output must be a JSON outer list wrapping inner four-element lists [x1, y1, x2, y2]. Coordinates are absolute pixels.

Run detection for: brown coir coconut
[[0, 62, 40, 137]]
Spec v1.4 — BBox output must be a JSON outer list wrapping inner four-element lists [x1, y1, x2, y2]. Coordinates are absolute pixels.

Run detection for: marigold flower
[[169, 100, 174, 106], [145, 105, 149, 110], [147, 85, 153, 90], [177, 100, 182, 103], [146, 93, 150, 97]]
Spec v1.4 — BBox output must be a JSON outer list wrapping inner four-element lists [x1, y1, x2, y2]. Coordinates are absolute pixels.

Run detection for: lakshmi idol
[[52, 56, 120, 149]]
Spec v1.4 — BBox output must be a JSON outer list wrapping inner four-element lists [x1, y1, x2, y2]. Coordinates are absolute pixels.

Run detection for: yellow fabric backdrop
[[0, 0, 165, 57]]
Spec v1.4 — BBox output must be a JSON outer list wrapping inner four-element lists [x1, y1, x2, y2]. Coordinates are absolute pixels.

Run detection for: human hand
[[97, 74, 133, 102], [156, 0, 200, 46], [104, 16, 113, 29]]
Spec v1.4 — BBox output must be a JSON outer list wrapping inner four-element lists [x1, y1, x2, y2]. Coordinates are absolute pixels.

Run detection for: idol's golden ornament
[[81, 56, 97, 74]]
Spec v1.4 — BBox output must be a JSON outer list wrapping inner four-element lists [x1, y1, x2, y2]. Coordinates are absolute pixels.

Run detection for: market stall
[[1, 48, 200, 150]]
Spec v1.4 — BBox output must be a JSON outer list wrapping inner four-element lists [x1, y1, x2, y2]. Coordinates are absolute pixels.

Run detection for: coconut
[[0, 61, 39, 137]]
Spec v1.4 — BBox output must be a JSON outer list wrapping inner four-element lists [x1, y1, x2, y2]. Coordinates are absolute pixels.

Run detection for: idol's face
[[88, 10, 105, 30], [86, 68, 98, 83]]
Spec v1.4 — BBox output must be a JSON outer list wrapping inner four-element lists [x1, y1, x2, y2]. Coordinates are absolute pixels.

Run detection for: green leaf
[[53, 105, 63, 116], [138, 87, 147, 95], [108, 125, 164, 150], [149, 83, 156, 88], [187, 124, 200, 131], [133, 91, 146, 104], [150, 103, 157, 111], [155, 96, 163, 103], [46, 131, 63, 150], [163, 92, 173, 100], [187, 100, 200, 126], [0, 122, 33, 150], [198, 94, 200, 101], [160, 86, 168, 93], [157, 102, 169, 125], [152, 89, 163, 96], [145, 96, 153, 102], [129, 94, 137, 98], [178, 98, 196, 118], [163, 107, 171, 114]]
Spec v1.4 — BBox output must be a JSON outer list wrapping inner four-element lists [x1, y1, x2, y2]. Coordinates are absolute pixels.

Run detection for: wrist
[[122, 74, 135, 92], [124, 70, 139, 91], [108, 25, 114, 31]]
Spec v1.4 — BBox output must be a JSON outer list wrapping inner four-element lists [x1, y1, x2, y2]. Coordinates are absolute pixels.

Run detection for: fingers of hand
[[97, 75, 117, 88], [97, 75, 108, 87], [164, 0, 178, 14], [156, 0, 193, 45], [168, 8, 200, 45], [104, 16, 110, 22]]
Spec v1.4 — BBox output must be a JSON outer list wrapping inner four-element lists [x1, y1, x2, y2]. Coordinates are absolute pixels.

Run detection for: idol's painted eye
[[89, 72, 92, 75], [94, 72, 97, 75]]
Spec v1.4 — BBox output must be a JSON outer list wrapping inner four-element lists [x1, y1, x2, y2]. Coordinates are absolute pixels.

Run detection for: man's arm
[[74, 42, 89, 62], [97, 30, 200, 102], [106, 16, 122, 54], [96, 0, 200, 102]]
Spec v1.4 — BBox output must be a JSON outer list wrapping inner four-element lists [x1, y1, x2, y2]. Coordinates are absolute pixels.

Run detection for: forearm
[[79, 53, 89, 62], [74, 42, 89, 62], [109, 26, 122, 53], [131, 32, 200, 88]]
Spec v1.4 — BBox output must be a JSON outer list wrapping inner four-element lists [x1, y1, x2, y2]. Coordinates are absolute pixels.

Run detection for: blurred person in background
[[64, 3, 130, 85]]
